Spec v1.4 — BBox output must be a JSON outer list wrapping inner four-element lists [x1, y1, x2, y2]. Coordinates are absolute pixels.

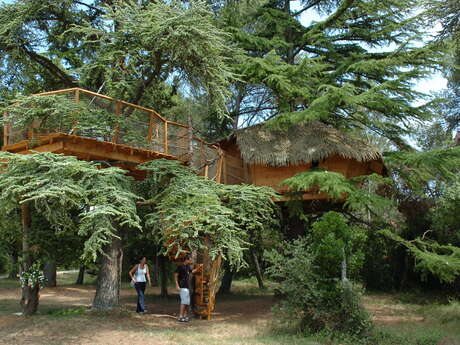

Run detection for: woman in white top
[[129, 257, 151, 313]]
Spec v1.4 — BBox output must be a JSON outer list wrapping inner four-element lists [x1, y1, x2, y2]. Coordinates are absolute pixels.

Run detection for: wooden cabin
[[219, 121, 385, 200]]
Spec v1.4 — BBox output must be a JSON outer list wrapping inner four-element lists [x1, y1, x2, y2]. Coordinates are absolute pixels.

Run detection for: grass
[[0, 273, 459, 345]]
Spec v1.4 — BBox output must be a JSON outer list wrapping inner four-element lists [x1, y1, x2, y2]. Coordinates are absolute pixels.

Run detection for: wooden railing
[[2, 88, 223, 181]]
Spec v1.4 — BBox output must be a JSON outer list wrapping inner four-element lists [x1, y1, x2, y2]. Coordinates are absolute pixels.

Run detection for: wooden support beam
[[147, 113, 154, 144], [17, 141, 65, 154], [164, 121, 168, 155]]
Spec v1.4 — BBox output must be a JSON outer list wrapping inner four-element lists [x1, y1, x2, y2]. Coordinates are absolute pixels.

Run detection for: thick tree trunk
[[159, 255, 168, 297], [75, 265, 85, 285], [249, 248, 264, 289], [8, 251, 18, 279], [92, 235, 122, 310], [43, 260, 57, 287], [21, 285, 40, 316], [218, 263, 234, 295], [20, 202, 40, 316]]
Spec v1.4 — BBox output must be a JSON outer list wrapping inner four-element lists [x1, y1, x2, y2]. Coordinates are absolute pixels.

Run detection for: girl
[[129, 257, 151, 313]]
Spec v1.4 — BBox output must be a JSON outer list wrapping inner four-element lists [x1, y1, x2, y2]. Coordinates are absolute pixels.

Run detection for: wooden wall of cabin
[[219, 138, 250, 185], [218, 138, 385, 199], [249, 155, 384, 198]]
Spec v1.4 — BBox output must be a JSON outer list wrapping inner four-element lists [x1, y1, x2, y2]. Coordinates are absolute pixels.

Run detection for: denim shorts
[[179, 288, 190, 305]]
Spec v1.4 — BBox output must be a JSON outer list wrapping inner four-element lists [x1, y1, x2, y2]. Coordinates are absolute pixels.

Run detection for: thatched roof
[[235, 121, 382, 167]]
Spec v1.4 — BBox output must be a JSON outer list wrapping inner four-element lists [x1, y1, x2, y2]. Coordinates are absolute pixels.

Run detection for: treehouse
[[219, 121, 385, 200], [1, 87, 223, 319], [2, 88, 223, 181]]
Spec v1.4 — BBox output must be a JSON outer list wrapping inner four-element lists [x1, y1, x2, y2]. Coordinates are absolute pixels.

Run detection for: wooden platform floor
[[2, 133, 183, 177]]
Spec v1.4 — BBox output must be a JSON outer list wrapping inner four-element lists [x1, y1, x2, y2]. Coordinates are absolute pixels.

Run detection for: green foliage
[[282, 169, 398, 225], [311, 212, 367, 279], [19, 262, 45, 289], [265, 236, 372, 335], [431, 177, 460, 246], [384, 146, 460, 195], [381, 230, 460, 283], [220, 0, 442, 145], [138, 159, 279, 269], [0, 152, 141, 262], [0, 94, 117, 140]]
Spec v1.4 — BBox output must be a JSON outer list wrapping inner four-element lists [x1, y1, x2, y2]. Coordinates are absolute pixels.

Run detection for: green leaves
[[139, 159, 279, 269], [381, 229, 460, 283], [0, 152, 141, 261]]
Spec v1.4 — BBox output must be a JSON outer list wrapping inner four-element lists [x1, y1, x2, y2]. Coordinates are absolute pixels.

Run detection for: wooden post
[[71, 89, 80, 136], [164, 121, 168, 154], [75, 89, 80, 103], [112, 101, 121, 143], [147, 112, 154, 145], [204, 165, 209, 178]]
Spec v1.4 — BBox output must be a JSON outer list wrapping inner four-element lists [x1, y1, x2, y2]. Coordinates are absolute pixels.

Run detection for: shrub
[[265, 236, 372, 335]]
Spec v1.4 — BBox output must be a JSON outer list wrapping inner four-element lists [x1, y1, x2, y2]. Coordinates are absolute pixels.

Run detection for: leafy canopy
[[0, 152, 141, 261], [137, 159, 279, 269]]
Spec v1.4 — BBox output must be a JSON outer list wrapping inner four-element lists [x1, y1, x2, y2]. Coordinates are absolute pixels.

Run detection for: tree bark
[[218, 262, 234, 295], [8, 251, 18, 279], [20, 202, 40, 316], [341, 247, 348, 283], [249, 248, 264, 289], [92, 235, 123, 310], [43, 260, 57, 287], [159, 255, 168, 297], [75, 265, 85, 285], [152, 254, 159, 286]]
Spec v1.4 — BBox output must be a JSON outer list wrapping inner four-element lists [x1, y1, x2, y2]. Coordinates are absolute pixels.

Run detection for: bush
[[265, 236, 372, 335]]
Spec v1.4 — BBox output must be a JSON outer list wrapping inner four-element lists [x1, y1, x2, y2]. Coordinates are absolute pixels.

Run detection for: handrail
[[3, 88, 222, 181]]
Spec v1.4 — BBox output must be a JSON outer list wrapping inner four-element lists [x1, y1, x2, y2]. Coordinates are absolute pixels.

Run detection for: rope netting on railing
[[2, 88, 222, 181]]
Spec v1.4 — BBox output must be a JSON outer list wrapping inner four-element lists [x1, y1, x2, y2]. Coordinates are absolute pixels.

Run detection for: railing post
[[112, 101, 121, 143], [147, 112, 154, 145], [164, 121, 168, 154], [71, 89, 80, 136]]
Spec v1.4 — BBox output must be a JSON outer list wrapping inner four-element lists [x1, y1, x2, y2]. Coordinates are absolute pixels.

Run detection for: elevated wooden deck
[[2, 88, 223, 181]]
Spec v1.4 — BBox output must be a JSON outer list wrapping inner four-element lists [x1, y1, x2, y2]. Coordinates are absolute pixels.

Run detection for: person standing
[[174, 254, 200, 322], [129, 257, 151, 314]]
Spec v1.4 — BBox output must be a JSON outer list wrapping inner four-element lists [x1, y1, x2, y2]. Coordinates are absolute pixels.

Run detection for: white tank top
[[135, 264, 147, 283]]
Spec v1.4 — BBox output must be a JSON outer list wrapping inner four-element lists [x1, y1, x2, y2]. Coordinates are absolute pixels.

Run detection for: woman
[[129, 257, 151, 313]]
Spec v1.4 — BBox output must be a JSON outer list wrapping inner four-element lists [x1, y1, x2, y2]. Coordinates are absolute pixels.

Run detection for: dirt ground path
[[0, 284, 275, 345]]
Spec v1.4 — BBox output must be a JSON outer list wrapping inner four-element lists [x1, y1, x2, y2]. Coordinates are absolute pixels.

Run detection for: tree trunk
[[249, 248, 264, 289], [92, 235, 122, 310], [218, 262, 234, 294], [159, 255, 168, 297], [75, 265, 85, 285], [152, 254, 159, 286], [21, 285, 40, 316], [341, 247, 348, 283], [43, 260, 57, 287], [20, 202, 40, 316], [8, 251, 18, 279]]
